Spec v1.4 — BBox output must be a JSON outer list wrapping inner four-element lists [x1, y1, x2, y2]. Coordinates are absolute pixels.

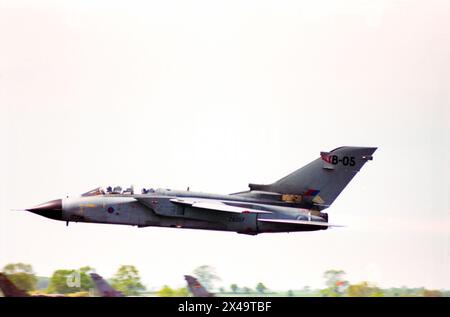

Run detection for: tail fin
[[184, 275, 214, 297], [0, 273, 30, 297], [89, 273, 124, 297], [249, 146, 377, 209]]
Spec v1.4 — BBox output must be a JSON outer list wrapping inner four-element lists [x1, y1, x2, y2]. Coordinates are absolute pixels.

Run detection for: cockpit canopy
[[81, 186, 135, 197], [81, 187, 105, 197]]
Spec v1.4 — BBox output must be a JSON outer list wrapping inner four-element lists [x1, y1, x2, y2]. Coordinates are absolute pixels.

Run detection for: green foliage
[[158, 285, 189, 297], [321, 269, 348, 297], [192, 265, 220, 291], [422, 289, 442, 297], [158, 285, 174, 297], [7, 263, 449, 298], [347, 281, 384, 297], [111, 265, 145, 296], [256, 282, 267, 294], [174, 287, 189, 297], [2, 263, 37, 292], [47, 266, 94, 294]]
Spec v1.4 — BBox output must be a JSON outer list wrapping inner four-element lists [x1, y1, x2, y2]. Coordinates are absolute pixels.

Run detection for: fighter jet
[[184, 275, 214, 297], [25, 146, 376, 235], [89, 273, 124, 297]]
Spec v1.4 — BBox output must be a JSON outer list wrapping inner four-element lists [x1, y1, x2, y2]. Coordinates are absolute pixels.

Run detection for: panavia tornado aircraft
[[185, 275, 214, 297], [89, 273, 124, 297], [25, 146, 376, 235]]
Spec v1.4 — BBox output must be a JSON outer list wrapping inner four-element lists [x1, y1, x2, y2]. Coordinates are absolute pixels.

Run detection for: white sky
[[0, 0, 449, 291]]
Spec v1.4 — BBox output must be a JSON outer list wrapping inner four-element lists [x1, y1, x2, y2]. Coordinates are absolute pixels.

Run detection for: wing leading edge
[[170, 198, 273, 214]]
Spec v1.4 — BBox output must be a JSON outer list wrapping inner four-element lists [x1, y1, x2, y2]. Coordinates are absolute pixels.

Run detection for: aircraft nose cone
[[27, 199, 63, 220]]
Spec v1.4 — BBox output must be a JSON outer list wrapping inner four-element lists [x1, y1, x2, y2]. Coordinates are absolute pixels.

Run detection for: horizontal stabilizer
[[258, 218, 343, 227], [171, 199, 273, 214]]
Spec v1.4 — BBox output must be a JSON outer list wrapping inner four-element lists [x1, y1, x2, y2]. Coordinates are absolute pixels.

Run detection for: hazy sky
[[1, 0, 449, 291]]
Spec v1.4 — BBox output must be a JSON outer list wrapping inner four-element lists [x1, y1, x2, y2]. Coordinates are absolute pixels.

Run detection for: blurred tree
[[158, 285, 174, 297], [2, 263, 37, 292], [219, 287, 225, 293], [47, 270, 73, 294], [242, 286, 251, 294], [78, 266, 94, 292], [287, 290, 294, 297], [111, 265, 145, 296], [230, 284, 238, 293], [158, 286, 189, 297], [320, 269, 348, 297], [347, 281, 383, 297], [174, 287, 189, 297], [47, 266, 94, 294], [422, 289, 442, 297], [256, 282, 267, 294], [192, 265, 220, 291]]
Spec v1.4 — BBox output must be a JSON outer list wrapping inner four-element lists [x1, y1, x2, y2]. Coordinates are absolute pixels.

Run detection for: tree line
[[2, 263, 145, 296], [1, 263, 447, 297]]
